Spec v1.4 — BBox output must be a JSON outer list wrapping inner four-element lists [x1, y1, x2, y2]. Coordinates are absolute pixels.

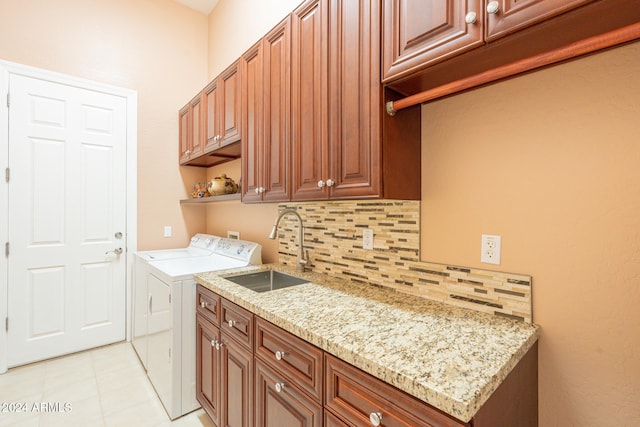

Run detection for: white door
[[7, 74, 127, 367]]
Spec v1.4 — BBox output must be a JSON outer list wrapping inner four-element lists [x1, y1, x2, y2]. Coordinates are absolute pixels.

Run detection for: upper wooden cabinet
[[180, 61, 242, 167], [218, 61, 242, 148], [382, 0, 598, 83], [485, 0, 596, 41], [384, 0, 638, 95], [242, 17, 291, 203], [203, 78, 220, 152], [382, 0, 483, 83], [291, 0, 420, 201], [178, 93, 205, 165], [291, 0, 328, 201]]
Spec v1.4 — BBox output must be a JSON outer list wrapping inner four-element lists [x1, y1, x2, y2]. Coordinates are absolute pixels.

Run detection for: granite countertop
[[195, 263, 540, 423]]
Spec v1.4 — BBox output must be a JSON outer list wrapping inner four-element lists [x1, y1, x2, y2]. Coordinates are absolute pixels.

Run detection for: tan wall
[[206, 0, 302, 79], [0, 0, 209, 250], [421, 42, 640, 425]]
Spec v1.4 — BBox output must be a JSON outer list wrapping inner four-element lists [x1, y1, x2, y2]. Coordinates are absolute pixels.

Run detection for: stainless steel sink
[[225, 270, 308, 293]]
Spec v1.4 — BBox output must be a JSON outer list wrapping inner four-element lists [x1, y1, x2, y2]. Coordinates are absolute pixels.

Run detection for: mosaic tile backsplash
[[277, 200, 533, 322]]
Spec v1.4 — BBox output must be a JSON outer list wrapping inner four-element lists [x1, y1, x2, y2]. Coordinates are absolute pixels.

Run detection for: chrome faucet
[[268, 209, 308, 272]]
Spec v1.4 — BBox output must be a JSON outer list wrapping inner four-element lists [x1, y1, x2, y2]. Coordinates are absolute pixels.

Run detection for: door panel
[[291, 0, 329, 201], [29, 267, 65, 337], [7, 74, 127, 367], [382, 0, 484, 81], [327, 0, 380, 198], [81, 262, 113, 328], [486, 0, 596, 41]]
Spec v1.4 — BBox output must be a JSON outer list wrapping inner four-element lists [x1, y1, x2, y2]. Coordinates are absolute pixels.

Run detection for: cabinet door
[[178, 103, 190, 164], [325, 410, 350, 427], [291, 0, 329, 201], [255, 358, 322, 427], [327, 0, 380, 199], [219, 60, 242, 147], [241, 41, 264, 202], [196, 314, 221, 426], [221, 335, 254, 427], [325, 354, 468, 427], [382, 0, 484, 82], [262, 16, 291, 202], [203, 79, 221, 153], [485, 0, 596, 41], [190, 93, 204, 159]]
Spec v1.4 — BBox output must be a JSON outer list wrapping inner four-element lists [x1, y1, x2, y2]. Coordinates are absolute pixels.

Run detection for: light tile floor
[[0, 342, 215, 427]]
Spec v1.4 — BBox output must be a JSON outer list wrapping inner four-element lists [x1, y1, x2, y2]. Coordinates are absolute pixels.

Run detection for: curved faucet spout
[[268, 209, 307, 272]]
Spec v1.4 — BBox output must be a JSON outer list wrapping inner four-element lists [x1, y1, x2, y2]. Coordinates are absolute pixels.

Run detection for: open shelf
[[180, 193, 241, 204]]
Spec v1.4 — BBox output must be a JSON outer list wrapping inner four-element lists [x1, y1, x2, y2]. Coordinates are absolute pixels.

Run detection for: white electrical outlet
[[163, 226, 172, 238], [363, 228, 374, 250], [481, 234, 501, 265]]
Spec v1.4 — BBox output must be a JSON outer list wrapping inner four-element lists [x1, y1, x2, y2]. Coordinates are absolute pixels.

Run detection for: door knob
[[106, 248, 123, 255]]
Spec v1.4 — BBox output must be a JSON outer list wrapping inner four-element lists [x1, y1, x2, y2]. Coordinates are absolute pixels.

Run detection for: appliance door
[[181, 279, 200, 415], [146, 273, 177, 418], [132, 257, 149, 368]]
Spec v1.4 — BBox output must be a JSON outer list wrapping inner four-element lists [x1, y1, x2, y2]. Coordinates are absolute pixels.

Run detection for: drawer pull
[[274, 382, 286, 393], [201, 301, 207, 308], [275, 350, 286, 361], [369, 412, 383, 426], [228, 319, 238, 328]]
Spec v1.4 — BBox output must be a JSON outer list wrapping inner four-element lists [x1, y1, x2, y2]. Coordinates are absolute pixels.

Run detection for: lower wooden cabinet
[[255, 358, 322, 427], [196, 314, 221, 426], [221, 333, 254, 427], [196, 285, 537, 427]]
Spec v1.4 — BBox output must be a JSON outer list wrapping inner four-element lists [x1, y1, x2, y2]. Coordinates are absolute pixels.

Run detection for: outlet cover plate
[[481, 234, 501, 265], [363, 229, 374, 250]]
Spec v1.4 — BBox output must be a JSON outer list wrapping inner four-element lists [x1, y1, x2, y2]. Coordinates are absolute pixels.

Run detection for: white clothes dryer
[[132, 236, 261, 419]]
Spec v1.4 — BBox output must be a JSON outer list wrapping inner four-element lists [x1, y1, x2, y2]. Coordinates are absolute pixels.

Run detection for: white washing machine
[[132, 235, 261, 420]]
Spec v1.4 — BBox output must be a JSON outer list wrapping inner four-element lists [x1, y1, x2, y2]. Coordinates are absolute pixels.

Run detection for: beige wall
[[0, 0, 209, 250], [206, 0, 301, 79], [421, 42, 640, 425]]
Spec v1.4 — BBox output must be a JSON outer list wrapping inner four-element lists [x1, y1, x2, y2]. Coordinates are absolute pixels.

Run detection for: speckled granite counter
[[195, 264, 539, 423]]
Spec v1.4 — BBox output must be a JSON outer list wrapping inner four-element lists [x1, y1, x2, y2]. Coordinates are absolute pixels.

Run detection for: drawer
[[325, 354, 468, 427], [197, 285, 220, 326], [255, 358, 322, 427], [255, 316, 323, 402], [220, 298, 253, 349]]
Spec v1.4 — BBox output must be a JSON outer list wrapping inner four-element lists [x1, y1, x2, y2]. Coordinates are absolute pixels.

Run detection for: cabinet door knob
[[317, 180, 326, 188], [369, 412, 383, 426], [259, 187, 266, 194], [274, 382, 286, 393], [215, 341, 224, 350], [210, 339, 216, 347], [275, 350, 286, 361], [465, 11, 477, 24], [255, 188, 260, 194], [487, 1, 500, 14], [326, 179, 335, 187]]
